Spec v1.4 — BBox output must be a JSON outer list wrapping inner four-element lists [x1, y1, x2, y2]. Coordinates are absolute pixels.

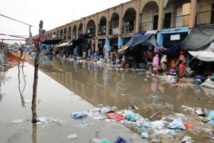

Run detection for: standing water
[[0, 54, 213, 143]]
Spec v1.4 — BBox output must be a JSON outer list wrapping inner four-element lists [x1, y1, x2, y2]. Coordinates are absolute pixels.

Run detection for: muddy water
[[0, 54, 213, 143], [38, 57, 214, 117]]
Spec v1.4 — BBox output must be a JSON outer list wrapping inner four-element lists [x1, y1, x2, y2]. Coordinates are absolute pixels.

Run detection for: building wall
[[41, 0, 207, 49]]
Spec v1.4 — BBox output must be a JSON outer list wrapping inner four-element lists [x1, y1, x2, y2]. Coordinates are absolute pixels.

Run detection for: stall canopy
[[118, 31, 153, 54], [41, 39, 62, 45], [70, 33, 91, 46], [188, 43, 214, 62], [53, 42, 73, 53], [162, 43, 181, 58], [125, 32, 152, 47], [181, 25, 214, 51]]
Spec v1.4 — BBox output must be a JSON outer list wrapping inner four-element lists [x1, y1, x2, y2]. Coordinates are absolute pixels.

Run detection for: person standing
[[178, 51, 186, 78], [152, 54, 159, 74]]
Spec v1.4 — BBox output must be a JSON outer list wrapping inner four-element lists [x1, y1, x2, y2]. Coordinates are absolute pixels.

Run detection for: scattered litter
[[36, 117, 49, 124], [71, 112, 87, 119], [205, 110, 214, 120], [125, 112, 136, 122], [181, 136, 192, 143], [11, 119, 24, 123], [141, 132, 149, 139], [195, 108, 206, 116], [184, 123, 194, 129], [115, 136, 127, 143], [24, 100, 32, 103], [67, 134, 78, 140], [128, 105, 139, 110], [107, 113, 125, 121], [168, 119, 185, 130]]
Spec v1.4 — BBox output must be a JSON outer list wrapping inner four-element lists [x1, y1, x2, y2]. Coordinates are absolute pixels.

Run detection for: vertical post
[[31, 20, 43, 123], [189, 0, 197, 28], [1, 39, 3, 50], [158, 0, 164, 30], [119, 4, 123, 35], [135, 0, 140, 32]]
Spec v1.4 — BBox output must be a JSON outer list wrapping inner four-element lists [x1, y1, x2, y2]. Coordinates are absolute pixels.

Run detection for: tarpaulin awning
[[55, 42, 72, 48], [162, 43, 181, 58], [181, 25, 214, 51], [125, 33, 152, 47], [53, 42, 73, 52], [41, 39, 62, 45], [71, 33, 91, 46], [118, 31, 152, 54], [188, 43, 214, 62]]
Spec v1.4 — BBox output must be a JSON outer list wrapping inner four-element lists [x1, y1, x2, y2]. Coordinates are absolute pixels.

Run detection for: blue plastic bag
[[71, 112, 86, 119], [168, 119, 185, 130], [205, 111, 214, 120]]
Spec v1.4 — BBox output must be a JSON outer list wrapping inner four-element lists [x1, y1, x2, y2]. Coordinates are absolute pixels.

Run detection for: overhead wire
[[0, 13, 38, 29]]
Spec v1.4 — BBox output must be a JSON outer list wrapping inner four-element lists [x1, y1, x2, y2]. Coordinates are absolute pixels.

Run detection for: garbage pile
[[70, 105, 214, 142]]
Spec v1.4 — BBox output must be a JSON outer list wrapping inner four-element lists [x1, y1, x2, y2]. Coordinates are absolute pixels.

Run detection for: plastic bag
[[168, 119, 185, 130]]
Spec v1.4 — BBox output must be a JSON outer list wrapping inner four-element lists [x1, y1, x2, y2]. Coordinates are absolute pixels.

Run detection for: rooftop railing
[[196, 10, 214, 25]]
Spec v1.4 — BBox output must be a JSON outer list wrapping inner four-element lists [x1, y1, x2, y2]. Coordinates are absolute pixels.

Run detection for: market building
[[39, 0, 213, 58]]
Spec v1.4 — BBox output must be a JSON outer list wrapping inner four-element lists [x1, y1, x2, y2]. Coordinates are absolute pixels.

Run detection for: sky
[[0, 0, 130, 44]]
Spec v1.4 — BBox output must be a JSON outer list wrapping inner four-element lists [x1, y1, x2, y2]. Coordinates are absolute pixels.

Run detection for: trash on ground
[[67, 134, 78, 140], [115, 136, 127, 143], [71, 112, 87, 119]]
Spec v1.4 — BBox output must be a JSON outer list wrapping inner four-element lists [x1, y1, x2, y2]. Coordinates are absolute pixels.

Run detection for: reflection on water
[[0, 82, 3, 102], [32, 124, 37, 143], [37, 57, 214, 118], [18, 61, 26, 108]]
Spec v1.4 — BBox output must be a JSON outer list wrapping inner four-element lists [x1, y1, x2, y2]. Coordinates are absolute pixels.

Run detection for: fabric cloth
[[178, 54, 186, 77], [160, 55, 168, 71], [152, 54, 159, 71]]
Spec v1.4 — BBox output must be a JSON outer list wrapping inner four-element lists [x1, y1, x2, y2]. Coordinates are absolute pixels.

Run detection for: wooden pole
[[31, 20, 43, 123], [1, 39, 3, 50]]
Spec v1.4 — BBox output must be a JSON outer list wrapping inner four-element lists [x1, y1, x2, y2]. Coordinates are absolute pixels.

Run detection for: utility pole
[[31, 20, 43, 123]]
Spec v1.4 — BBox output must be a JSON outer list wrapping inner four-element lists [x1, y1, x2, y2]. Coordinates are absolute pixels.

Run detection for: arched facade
[[68, 26, 71, 40], [43, 0, 200, 52], [99, 16, 107, 36], [123, 8, 136, 34], [64, 28, 67, 41], [60, 29, 63, 40], [86, 19, 96, 37], [78, 23, 83, 36], [72, 25, 77, 39], [109, 12, 120, 35], [140, 1, 159, 31]]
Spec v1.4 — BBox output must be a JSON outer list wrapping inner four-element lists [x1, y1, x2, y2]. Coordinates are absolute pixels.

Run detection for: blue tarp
[[125, 32, 152, 47], [162, 43, 181, 58]]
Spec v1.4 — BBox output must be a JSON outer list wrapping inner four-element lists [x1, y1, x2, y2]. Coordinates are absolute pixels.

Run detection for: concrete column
[[83, 18, 86, 33], [118, 37, 123, 49], [135, 0, 140, 32], [106, 10, 110, 36], [95, 14, 99, 51], [158, 0, 164, 30], [104, 38, 110, 61], [157, 32, 163, 46], [119, 4, 123, 35], [95, 39, 99, 52], [189, 0, 198, 28]]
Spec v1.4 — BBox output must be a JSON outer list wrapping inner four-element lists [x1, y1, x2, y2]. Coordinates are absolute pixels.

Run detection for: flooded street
[[0, 54, 213, 143]]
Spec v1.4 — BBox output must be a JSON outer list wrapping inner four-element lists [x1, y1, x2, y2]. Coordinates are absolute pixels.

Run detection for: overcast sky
[[0, 0, 130, 43]]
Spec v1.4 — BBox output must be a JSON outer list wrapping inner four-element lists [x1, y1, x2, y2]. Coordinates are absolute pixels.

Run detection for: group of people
[[152, 51, 187, 78]]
